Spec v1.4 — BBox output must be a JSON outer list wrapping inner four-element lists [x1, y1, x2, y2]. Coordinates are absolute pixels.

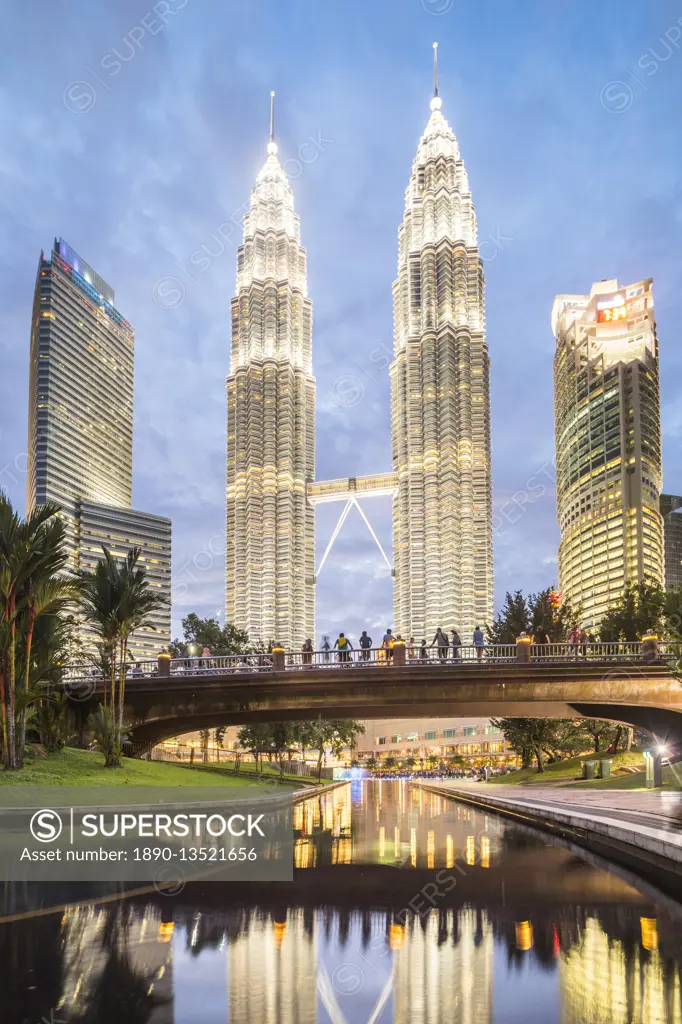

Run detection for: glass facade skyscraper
[[27, 238, 171, 658], [553, 278, 663, 629]]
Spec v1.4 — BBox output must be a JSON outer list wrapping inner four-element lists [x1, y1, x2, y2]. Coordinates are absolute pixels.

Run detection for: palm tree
[[0, 494, 74, 769], [79, 546, 165, 764]]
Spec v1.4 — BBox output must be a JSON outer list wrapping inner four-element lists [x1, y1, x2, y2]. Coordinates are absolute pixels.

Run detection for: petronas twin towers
[[226, 50, 494, 648]]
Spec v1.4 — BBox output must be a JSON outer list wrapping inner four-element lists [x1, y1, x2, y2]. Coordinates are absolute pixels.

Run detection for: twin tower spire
[[226, 46, 494, 648]]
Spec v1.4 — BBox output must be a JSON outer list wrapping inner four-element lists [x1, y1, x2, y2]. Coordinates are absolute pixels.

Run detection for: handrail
[[57, 640, 682, 687]]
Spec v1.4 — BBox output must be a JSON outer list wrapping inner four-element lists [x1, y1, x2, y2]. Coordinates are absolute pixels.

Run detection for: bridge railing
[[57, 639, 682, 687]]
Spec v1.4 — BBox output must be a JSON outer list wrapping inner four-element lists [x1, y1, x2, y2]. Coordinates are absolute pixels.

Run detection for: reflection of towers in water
[[58, 904, 174, 1023], [227, 908, 316, 1023], [393, 908, 493, 1023], [560, 917, 682, 1024]]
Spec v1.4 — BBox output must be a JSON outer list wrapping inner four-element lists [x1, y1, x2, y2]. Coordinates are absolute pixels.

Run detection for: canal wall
[[412, 782, 682, 896]]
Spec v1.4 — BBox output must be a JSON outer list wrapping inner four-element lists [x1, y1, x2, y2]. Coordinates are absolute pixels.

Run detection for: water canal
[[2, 780, 681, 1022]]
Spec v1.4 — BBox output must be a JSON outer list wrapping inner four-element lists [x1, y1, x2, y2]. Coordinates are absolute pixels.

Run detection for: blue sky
[[1, 0, 681, 643]]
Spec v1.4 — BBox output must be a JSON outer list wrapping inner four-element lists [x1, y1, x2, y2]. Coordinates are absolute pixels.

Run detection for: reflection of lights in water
[[515, 921, 533, 951], [446, 833, 454, 868], [427, 830, 435, 869], [466, 835, 475, 866], [393, 909, 494, 1021], [641, 917, 658, 952], [157, 922, 174, 943], [560, 917, 680, 1024], [294, 838, 313, 868], [480, 835, 490, 868], [410, 827, 417, 867], [394, 826, 401, 857], [390, 923, 406, 949], [379, 825, 385, 858]]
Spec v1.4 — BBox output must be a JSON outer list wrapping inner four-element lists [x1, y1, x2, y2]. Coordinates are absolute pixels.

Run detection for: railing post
[[157, 652, 171, 678], [272, 646, 286, 671], [392, 640, 406, 667], [641, 634, 659, 664], [515, 635, 532, 663]]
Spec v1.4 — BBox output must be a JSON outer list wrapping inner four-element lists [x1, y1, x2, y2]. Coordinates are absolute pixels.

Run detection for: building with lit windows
[[27, 238, 171, 656], [226, 98, 316, 649], [660, 494, 682, 590], [356, 717, 510, 764], [390, 45, 494, 641], [553, 278, 663, 630]]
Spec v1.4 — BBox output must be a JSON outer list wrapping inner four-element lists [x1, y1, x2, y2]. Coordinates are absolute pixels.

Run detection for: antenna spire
[[430, 43, 443, 111], [267, 91, 278, 155]]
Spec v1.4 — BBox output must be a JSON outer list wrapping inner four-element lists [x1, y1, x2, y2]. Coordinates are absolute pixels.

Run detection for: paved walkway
[[414, 781, 682, 868]]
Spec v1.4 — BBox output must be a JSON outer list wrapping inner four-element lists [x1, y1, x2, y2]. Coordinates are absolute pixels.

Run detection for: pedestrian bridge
[[61, 642, 682, 749]]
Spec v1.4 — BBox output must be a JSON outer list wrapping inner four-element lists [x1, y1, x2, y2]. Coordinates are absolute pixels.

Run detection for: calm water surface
[[2, 780, 682, 1023]]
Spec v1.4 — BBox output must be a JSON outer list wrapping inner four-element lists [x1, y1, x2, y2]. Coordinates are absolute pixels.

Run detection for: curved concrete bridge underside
[[69, 661, 682, 747]]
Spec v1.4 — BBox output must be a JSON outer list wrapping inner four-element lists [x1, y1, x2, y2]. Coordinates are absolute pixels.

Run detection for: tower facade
[[553, 278, 663, 629], [390, 55, 493, 642], [226, 105, 316, 648], [27, 238, 172, 658]]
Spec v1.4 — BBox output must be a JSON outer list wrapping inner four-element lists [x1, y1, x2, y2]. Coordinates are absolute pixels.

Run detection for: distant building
[[553, 278, 663, 630], [356, 717, 510, 764], [77, 501, 171, 660], [27, 238, 171, 654], [661, 494, 682, 590]]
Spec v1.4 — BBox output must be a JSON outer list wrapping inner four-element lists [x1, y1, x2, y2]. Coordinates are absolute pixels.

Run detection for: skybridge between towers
[[307, 473, 398, 579]]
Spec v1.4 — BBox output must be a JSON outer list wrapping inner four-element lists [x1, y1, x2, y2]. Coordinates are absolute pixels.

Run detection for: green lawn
[[487, 751, 645, 787], [0, 747, 291, 787], [178, 758, 323, 786]]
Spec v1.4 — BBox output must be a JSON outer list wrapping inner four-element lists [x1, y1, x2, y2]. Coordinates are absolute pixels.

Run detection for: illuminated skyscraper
[[27, 238, 171, 657], [660, 494, 682, 590], [390, 45, 493, 641], [226, 95, 316, 648], [553, 278, 663, 629]]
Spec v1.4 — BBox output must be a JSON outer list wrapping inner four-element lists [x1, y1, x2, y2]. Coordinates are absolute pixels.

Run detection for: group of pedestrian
[[305, 626, 487, 665]]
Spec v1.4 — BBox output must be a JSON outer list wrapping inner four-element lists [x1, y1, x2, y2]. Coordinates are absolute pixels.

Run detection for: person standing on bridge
[[383, 628, 394, 662], [432, 627, 449, 661], [359, 630, 372, 661], [451, 629, 461, 662], [473, 626, 485, 660], [301, 638, 314, 667], [321, 636, 331, 664], [334, 632, 353, 663]]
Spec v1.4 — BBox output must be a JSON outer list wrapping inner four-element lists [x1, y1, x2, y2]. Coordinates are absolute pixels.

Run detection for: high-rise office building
[[77, 501, 171, 659], [226, 98, 316, 649], [27, 238, 172, 656], [660, 494, 682, 590], [390, 46, 493, 641], [553, 278, 663, 629]]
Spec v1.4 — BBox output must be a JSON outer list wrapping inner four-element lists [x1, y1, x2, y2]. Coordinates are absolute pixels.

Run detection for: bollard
[[515, 635, 532, 663], [392, 640, 406, 666], [157, 652, 171, 678], [271, 646, 286, 671]]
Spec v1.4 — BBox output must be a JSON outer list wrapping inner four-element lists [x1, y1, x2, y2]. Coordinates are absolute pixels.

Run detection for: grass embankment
[[487, 751, 646, 787], [176, 758, 323, 787], [574, 764, 682, 790], [0, 747, 295, 787]]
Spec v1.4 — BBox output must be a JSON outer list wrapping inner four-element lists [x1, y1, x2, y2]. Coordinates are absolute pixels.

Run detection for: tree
[[236, 723, 273, 774], [0, 494, 78, 769], [579, 718, 618, 753], [404, 756, 417, 769], [79, 546, 165, 766], [491, 717, 572, 773], [170, 613, 250, 657], [384, 756, 397, 770], [365, 757, 378, 770], [529, 587, 580, 643], [487, 591, 530, 644], [599, 581, 667, 642], [426, 753, 440, 770]]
